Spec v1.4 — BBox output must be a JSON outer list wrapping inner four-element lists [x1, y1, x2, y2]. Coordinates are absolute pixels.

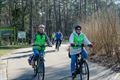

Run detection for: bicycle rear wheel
[[56, 42, 60, 51], [57, 45, 59, 51], [81, 61, 89, 80], [37, 59, 45, 80]]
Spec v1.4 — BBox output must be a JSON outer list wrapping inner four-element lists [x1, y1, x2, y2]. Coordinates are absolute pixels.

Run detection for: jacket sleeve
[[84, 34, 91, 45], [32, 33, 37, 44], [45, 33, 52, 46], [69, 33, 74, 44], [61, 33, 63, 40], [54, 33, 57, 40]]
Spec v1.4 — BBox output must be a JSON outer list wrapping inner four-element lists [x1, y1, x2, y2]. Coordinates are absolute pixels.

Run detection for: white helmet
[[38, 24, 45, 29]]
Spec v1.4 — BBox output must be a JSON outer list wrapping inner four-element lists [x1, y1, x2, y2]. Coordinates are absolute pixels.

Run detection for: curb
[[0, 59, 8, 80]]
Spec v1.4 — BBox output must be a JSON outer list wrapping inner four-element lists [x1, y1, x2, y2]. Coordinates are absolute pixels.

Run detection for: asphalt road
[[0, 44, 120, 80]]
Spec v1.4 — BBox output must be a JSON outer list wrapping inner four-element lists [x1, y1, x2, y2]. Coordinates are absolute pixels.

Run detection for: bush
[[82, 5, 120, 62]]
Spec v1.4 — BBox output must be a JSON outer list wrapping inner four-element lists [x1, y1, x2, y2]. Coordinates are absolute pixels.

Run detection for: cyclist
[[51, 32, 55, 45], [28, 24, 52, 66], [55, 30, 63, 49], [69, 25, 93, 78]]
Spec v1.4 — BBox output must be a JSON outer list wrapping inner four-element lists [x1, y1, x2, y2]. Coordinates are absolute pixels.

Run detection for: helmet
[[38, 24, 45, 29], [74, 25, 81, 30]]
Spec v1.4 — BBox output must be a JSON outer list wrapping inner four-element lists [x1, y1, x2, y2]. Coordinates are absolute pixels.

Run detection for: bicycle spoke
[[35, 57, 45, 80], [81, 62, 89, 80], [38, 61, 45, 80]]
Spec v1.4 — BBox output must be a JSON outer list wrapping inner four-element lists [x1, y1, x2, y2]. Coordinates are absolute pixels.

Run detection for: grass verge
[[0, 49, 12, 57], [0, 45, 29, 56]]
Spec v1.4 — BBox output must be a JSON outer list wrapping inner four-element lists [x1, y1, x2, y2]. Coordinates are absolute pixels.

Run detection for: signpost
[[17, 31, 26, 44], [0, 27, 16, 44], [17, 31, 26, 39]]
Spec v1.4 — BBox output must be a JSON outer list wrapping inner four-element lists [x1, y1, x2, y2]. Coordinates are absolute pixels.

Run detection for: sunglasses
[[76, 29, 81, 30]]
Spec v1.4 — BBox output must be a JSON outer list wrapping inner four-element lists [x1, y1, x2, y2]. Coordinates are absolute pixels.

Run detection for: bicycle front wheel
[[37, 60, 45, 80], [81, 61, 89, 80]]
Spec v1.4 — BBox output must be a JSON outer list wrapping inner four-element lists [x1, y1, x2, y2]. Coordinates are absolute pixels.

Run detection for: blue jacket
[[55, 32, 63, 40]]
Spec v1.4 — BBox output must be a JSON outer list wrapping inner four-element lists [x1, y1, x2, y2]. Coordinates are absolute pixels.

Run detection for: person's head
[[37, 24, 45, 33], [74, 25, 82, 34], [57, 30, 60, 32]]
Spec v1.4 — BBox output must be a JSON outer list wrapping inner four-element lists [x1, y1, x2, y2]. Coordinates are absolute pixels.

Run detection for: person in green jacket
[[29, 24, 52, 66], [69, 25, 93, 78], [51, 32, 55, 44]]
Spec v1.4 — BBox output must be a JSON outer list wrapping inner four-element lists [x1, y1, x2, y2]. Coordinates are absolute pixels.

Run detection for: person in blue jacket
[[55, 30, 63, 49]]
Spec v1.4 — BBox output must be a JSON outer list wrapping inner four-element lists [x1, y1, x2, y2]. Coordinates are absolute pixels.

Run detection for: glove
[[88, 44, 93, 48], [70, 43, 75, 47]]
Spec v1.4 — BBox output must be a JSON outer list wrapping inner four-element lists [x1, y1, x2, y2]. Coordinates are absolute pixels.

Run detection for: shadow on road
[[13, 50, 56, 54], [2, 54, 32, 60], [13, 50, 33, 54], [46, 50, 56, 53], [2, 50, 56, 60], [11, 64, 70, 80], [7, 62, 116, 80]]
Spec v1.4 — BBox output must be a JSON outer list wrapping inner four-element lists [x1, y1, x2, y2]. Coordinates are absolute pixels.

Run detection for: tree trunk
[[29, 0, 33, 44]]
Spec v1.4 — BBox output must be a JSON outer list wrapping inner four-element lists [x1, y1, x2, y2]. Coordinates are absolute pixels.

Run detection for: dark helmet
[[74, 25, 82, 30]]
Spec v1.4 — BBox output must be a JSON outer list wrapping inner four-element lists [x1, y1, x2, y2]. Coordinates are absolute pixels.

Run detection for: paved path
[[0, 44, 120, 80]]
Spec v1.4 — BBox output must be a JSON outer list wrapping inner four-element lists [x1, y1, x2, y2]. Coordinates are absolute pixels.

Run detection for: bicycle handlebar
[[72, 44, 92, 48], [32, 44, 48, 47], [75, 44, 84, 47]]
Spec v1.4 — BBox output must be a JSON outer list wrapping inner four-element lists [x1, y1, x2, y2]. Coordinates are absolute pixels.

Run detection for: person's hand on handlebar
[[71, 43, 93, 48], [70, 43, 83, 47], [70, 43, 75, 47], [87, 44, 93, 48]]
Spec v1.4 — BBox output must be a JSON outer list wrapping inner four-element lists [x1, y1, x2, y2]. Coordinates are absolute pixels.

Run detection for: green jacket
[[72, 33, 84, 49], [33, 32, 51, 51]]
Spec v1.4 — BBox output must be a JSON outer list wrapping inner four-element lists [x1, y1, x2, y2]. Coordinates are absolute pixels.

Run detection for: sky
[[114, 0, 120, 4]]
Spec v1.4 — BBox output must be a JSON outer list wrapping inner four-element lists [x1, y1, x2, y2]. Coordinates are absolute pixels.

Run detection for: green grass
[[0, 49, 12, 56], [0, 45, 30, 56]]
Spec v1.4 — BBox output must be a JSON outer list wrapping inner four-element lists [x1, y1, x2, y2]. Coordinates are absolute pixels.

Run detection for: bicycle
[[72, 45, 89, 80], [32, 45, 46, 80]]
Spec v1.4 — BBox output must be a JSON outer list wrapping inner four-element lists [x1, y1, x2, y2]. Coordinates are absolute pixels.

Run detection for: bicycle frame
[[75, 52, 83, 74], [33, 50, 45, 80], [74, 47, 89, 80]]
